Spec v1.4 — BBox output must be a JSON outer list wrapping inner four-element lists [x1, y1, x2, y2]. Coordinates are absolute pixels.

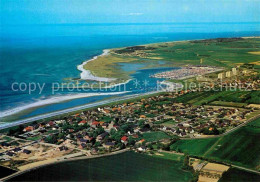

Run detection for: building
[[225, 71, 232, 78], [232, 68, 237, 75], [217, 73, 225, 79], [121, 136, 128, 144]]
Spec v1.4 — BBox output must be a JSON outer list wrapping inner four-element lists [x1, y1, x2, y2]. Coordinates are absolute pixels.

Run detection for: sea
[[0, 23, 260, 121]]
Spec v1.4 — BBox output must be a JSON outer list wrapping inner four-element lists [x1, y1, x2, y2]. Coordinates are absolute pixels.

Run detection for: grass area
[[248, 117, 260, 127], [84, 54, 137, 81], [170, 138, 218, 156], [161, 119, 177, 127], [83, 38, 260, 82], [2, 136, 14, 142], [0, 166, 16, 179], [219, 168, 260, 182], [210, 101, 248, 108], [26, 135, 42, 141], [173, 90, 260, 106], [8, 151, 193, 181], [140, 131, 172, 142], [47, 130, 58, 134], [170, 117, 260, 170]]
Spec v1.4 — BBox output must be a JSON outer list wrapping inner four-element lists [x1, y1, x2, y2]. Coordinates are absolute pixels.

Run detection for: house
[[121, 136, 128, 144], [23, 126, 34, 132], [83, 135, 93, 142], [132, 134, 139, 138], [136, 139, 145, 145], [137, 146, 146, 152], [13, 147, 22, 152], [79, 138, 88, 143], [59, 146, 68, 151], [91, 148, 98, 154], [6, 151, 15, 157], [68, 129, 74, 133], [103, 109, 110, 114], [23, 149, 31, 154], [104, 142, 115, 149], [97, 132, 109, 141], [78, 120, 87, 126], [47, 121, 55, 127], [101, 122, 109, 129], [91, 121, 100, 128], [79, 143, 87, 149], [179, 132, 187, 137], [140, 115, 146, 119], [0, 142, 10, 147]]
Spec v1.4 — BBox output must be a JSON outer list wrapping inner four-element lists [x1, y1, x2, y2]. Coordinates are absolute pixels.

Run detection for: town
[[0, 87, 259, 172]]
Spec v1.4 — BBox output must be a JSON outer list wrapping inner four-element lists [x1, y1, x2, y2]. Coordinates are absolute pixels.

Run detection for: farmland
[[170, 117, 260, 170], [219, 168, 260, 182], [172, 90, 260, 106], [7, 151, 193, 181]]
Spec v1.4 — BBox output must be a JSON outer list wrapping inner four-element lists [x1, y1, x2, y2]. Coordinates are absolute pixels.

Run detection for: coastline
[[77, 49, 117, 82], [76, 39, 195, 86], [0, 91, 129, 120]]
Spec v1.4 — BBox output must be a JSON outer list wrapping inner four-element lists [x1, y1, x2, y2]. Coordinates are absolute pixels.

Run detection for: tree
[[45, 135, 57, 144], [94, 141, 101, 147], [182, 154, 192, 170], [128, 136, 135, 146], [58, 132, 65, 139]]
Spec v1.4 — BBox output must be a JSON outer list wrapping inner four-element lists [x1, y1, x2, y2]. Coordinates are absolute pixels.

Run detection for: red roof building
[[121, 136, 128, 141], [79, 120, 87, 125]]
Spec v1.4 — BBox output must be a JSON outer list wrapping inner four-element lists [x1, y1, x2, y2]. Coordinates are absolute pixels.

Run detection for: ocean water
[[0, 23, 260, 120]]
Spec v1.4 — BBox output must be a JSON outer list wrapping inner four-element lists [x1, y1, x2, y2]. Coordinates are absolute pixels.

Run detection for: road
[[0, 91, 161, 130]]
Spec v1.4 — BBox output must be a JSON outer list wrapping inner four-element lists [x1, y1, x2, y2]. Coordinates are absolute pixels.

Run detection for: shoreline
[[77, 49, 117, 82], [0, 91, 129, 119], [0, 90, 163, 130]]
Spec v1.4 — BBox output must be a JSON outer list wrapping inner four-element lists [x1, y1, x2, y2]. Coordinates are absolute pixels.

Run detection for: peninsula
[[82, 37, 260, 85]]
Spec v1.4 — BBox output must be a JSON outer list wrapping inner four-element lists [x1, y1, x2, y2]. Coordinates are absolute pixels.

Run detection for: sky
[[1, 0, 260, 25]]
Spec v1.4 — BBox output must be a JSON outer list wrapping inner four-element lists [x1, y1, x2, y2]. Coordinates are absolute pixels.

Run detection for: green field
[[172, 90, 260, 106], [170, 117, 260, 170], [248, 117, 260, 127], [8, 151, 193, 181], [140, 131, 172, 142], [219, 168, 260, 182], [210, 101, 247, 108], [170, 137, 218, 156]]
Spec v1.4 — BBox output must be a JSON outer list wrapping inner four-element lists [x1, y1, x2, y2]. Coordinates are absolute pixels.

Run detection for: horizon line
[[2, 21, 260, 26]]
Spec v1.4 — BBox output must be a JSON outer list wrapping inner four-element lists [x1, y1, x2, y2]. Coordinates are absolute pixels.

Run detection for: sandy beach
[[77, 49, 117, 82]]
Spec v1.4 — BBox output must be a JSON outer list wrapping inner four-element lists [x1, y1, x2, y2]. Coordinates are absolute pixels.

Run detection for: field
[[219, 168, 260, 182], [170, 137, 218, 156], [7, 151, 193, 181], [140, 131, 172, 142], [170, 117, 260, 170], [172, 90, 260, 106], [0, 166, 16, 179], [83, 37, 260, 82], [210, 101, 247, 108]]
